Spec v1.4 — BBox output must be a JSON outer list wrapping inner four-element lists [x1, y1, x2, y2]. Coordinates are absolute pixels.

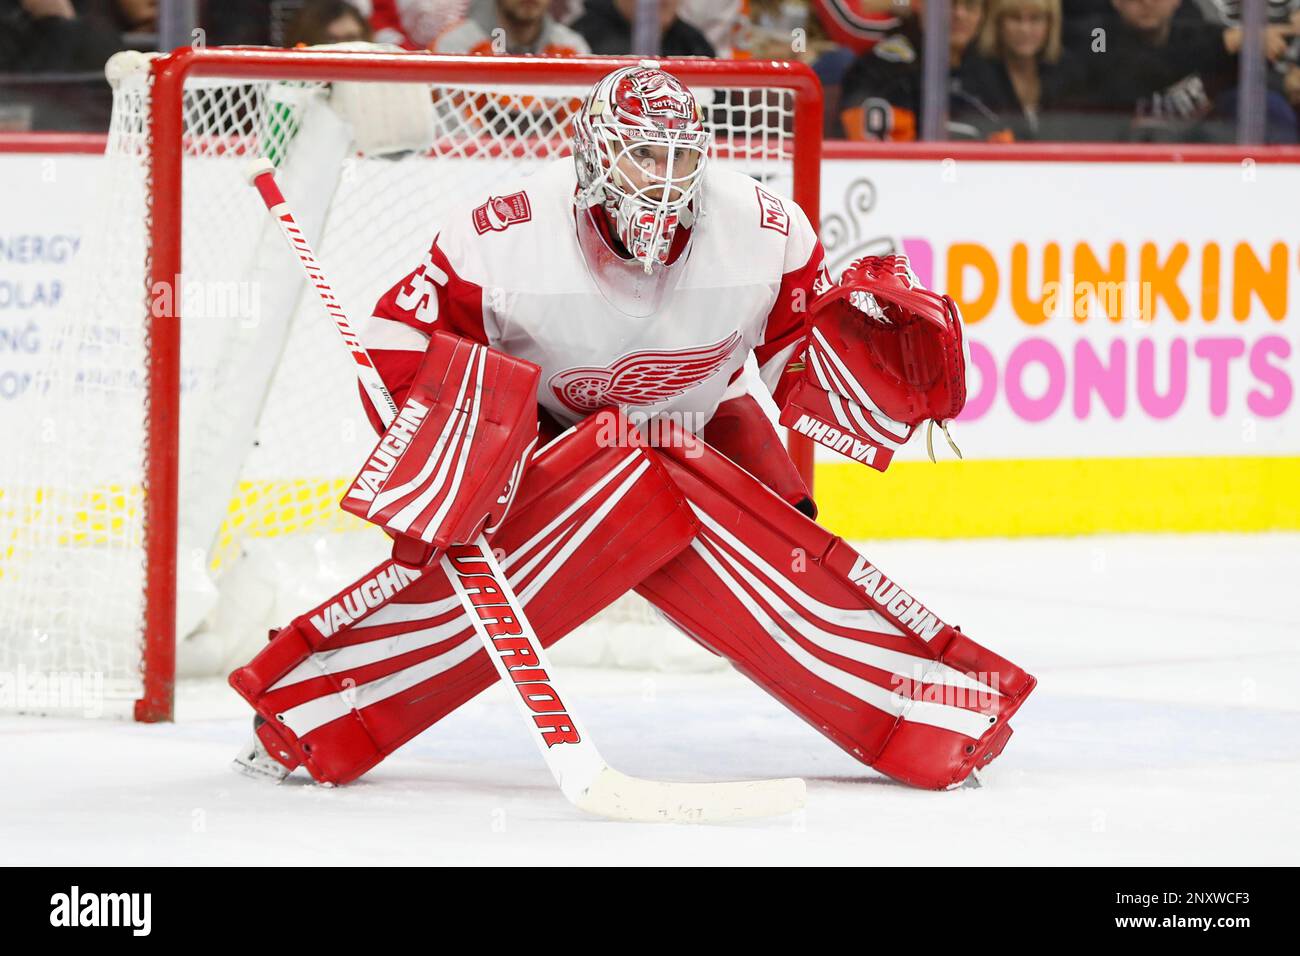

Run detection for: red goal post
[[136, 48, 823, 721]]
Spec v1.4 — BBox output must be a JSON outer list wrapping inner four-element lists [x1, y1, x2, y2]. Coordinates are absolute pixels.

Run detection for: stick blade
[[574, 768, 806, 824]]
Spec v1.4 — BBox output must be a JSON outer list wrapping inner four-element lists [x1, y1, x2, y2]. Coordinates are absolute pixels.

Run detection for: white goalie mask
[[573, 65, 711, 275]]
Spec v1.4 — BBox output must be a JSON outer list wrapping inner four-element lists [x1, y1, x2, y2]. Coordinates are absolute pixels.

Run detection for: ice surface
[[3, 533, 1297, 865]]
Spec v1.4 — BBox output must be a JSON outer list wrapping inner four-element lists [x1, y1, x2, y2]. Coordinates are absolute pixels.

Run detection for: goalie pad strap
[[230, 412, 699, 785], [636, 424, 1035, 790]]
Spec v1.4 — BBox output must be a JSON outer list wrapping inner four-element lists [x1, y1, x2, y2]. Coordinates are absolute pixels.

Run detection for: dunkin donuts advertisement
[[813, 155, 1298, 536]]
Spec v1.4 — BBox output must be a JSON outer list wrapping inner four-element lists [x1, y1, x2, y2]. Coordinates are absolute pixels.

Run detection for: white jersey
[[363, 158, 824, 433]]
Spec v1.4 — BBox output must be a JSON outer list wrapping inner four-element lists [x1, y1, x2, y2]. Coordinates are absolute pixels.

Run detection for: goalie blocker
[[339, 331, 542, 567]]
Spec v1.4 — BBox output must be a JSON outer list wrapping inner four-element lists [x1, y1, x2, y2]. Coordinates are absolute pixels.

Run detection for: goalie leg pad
[[637, 429, 1035, 790], [230, 413, 699, 785], [702, 393, 815, 517]]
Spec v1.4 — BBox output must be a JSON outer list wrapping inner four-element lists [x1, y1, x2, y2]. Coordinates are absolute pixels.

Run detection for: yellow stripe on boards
[[813, 457, 1300, 538], [5, 458, 1294, 583], [211, 478, 373, 570]]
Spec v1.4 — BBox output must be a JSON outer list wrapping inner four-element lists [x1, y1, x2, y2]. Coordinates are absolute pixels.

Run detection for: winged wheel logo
[[549, 332, 742, 413]]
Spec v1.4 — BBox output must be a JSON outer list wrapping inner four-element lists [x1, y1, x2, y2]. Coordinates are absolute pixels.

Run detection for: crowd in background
[[3, 0, 1299, 142]]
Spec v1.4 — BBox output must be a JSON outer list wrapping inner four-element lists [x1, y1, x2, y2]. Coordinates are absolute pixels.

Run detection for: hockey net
[[0, 47, 822, 720]]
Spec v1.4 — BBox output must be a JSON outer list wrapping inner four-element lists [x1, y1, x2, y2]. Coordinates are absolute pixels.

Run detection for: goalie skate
[[232, 718, 292, 784]]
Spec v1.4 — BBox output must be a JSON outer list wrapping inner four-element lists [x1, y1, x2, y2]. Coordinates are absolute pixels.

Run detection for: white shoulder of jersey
[[428, 159, 577, 286], [698, 166, 820, 275]]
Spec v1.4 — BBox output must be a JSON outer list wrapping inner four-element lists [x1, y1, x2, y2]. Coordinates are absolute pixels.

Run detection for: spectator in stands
[[551, 0, 584, 22], [963, 0, 1079, 138], [432, 0, 590, 53], [673, 0, 850, 65], [733, 0, 859, 134], [741, 0, 835, 61], [572, 0, 716, 56], [113, 0, 152, 34], [1283, 4, 1300, 122], [1287, 50, 1300, 109], [800, 8, 868, 135], [1058, 0, 1293, 141], [284, 0, 374, 46], [0, 0, 124, 71], [1200, 0, 1300, 141], [369, 0, 470, 48], [209, 1, 409, 47], [800, 3, 863, 86], [0, 0, 128, 130], [203, 0, 276, 46], [677, 0, 745, 55], [1061, 0, 1206, 43], [805, 0, 906, 52], [838, 0, 1005, 140], [1190, 0, 1298, 27]]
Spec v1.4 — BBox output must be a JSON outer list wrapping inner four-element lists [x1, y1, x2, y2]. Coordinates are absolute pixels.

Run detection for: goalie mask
[[573, 65, 711, 275]]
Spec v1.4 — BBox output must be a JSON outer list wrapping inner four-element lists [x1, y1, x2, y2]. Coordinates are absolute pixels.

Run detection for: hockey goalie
[[229, 64, 1035, 795]]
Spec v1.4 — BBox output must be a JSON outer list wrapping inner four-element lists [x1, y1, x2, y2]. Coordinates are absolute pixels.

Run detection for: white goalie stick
[[245, 158, 806, 823]]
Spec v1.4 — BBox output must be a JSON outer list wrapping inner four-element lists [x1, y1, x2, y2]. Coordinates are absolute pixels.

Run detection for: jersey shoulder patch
[[472, 191, 533, 235], [754, 185, 790, 236]]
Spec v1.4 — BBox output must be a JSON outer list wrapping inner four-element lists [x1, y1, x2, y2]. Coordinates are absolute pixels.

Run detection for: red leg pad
[[638, 430, 1036, 790], [702, 394, 815, 516], [229, 413, 699, 784]]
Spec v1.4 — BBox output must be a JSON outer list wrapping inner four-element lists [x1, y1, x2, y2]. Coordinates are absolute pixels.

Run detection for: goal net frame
[[22, 47, 824, 722]]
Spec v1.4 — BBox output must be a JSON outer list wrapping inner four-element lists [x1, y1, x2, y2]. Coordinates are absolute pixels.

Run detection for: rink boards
[[2, 140, 1297, 538]]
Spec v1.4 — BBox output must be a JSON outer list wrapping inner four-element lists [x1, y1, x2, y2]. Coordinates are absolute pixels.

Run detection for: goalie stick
[[245, 158, 806, 823]]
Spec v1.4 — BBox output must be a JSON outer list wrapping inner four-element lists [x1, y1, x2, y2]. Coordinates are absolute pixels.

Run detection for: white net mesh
[[0, 50, 807, 717]]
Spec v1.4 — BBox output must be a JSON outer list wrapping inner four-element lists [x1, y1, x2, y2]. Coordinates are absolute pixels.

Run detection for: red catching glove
[[778, 255, 967, 472]]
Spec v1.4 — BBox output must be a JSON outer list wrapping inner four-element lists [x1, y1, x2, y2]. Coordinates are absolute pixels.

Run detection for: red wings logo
[[473, 191, 532, 234], [549, 332, 742, 413]]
